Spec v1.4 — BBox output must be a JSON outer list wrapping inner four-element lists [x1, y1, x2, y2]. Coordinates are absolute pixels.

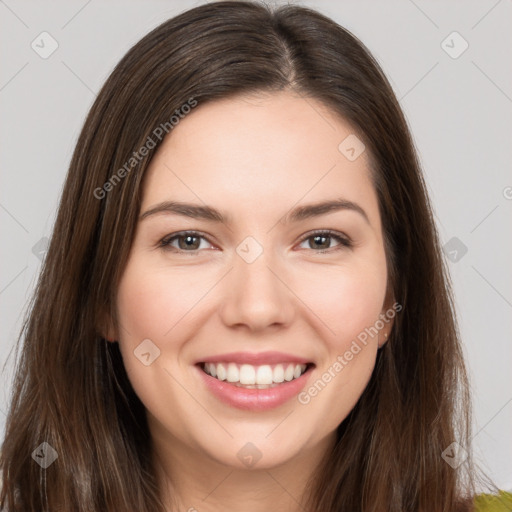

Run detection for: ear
[[97, 307, 119, 343], [378, 290, 398, 349]]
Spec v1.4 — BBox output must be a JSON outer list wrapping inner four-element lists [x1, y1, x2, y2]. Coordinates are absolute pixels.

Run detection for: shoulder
[[473, 491, 512, 511]]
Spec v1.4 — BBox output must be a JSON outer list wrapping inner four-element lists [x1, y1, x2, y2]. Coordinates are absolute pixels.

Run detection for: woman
[[0, 1, 508, 510]]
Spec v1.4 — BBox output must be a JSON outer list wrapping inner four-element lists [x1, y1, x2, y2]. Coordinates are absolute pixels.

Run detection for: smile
[[201, 362, 308, 388], [195, 352, 315, 410]]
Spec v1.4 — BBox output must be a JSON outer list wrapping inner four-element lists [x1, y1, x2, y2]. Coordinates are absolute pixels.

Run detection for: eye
[[158, 229, 352, 255], [159, 231, 215, 254], [297, 230, 352, 253]]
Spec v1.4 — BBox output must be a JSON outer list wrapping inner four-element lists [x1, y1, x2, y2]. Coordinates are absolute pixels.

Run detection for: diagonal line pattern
[[0, 62, 29, 92], [161, 365, 233, 438], [399, 62, 439, 102], [471, 265, 512, 308], [470, 396, 512, 441], [266, 163, 337, 234], [295, 89, 336, 131], [471, 0, 503, 30], [0, 0, 29, 28], [61, 0, 93, 29], [163, 267, 234, 337], [266, 266, 337, 336], [471, 61, 512, 104], [61, 61, 96, 96], [0, 202, 29, 233], [264, 470, 307, 511], [469, 205, 499, 234], [408, 0, 439, 29], [201, 470, 234, 501], [115, 318, 133, 339], [265, 409, 294, 438], [163, 162, 233, 234], [0, 266, 28, 296]]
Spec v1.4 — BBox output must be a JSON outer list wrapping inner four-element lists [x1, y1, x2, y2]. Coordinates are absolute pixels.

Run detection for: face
[[108, 90, 393, 471]]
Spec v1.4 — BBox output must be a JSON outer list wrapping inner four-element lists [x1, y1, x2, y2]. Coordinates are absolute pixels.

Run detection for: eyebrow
[[139, 198, 370, 225]]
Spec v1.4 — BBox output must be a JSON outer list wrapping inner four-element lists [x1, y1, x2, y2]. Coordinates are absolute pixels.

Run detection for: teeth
[[284, 364, 295, 381], [202, 362, 308, 385], [216, 363, 227, 381], [256, 365, 273, 385], [240, 364, 256, 385], [273, 364, 284, 383], [226, 363, 239, 383]]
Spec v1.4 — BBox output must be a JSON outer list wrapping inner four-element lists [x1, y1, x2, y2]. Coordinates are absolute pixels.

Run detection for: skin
[[105, 90, 394, 512]]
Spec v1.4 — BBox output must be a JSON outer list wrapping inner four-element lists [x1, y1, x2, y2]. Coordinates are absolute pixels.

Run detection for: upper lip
[[197, 351, 313, 366]]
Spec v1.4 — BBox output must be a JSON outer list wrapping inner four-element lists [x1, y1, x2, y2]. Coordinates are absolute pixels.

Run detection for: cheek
[[294, 257, 387, 345], [113, 257, 222, 405], [113, 261, 189, 396], [115, 258, 210, 343], [293, 254, 386, 420], [297, 265, 384, 429], [113, 261, 201, 421]]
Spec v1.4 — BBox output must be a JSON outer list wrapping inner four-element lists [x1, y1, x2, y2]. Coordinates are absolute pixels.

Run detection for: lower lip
[[196, 364, 314, 411]]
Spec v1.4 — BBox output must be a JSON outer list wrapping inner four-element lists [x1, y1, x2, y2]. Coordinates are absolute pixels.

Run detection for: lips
[[195, 351, 315, 410], [198, 351, 312, 366]]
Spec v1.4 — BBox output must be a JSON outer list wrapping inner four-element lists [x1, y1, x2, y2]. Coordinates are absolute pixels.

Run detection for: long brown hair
[[1, 1, 484, 510]]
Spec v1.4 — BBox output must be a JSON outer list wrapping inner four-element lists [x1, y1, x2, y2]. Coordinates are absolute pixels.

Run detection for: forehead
[[141, 91, 380, 230]]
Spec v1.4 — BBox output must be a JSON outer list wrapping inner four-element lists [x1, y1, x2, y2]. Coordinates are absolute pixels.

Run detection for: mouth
[[194, 354, 315, 411], [199, 361, 312, 389]]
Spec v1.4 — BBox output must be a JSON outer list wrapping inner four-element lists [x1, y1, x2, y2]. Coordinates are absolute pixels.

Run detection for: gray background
[[1, 0, 511, 491]]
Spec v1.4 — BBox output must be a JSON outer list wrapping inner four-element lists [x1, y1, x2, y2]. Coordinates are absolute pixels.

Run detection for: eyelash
[[158, 229, 352, 255]]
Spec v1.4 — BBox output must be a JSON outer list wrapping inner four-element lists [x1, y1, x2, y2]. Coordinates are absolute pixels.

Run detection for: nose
[[219, 247, 295, 332]]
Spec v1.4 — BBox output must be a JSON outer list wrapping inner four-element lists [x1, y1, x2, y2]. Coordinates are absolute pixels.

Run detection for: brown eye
[[176, 234, 201, 250], [309, 234, 331, 250], [298, 231, 352, 252], [160, 231, 213, 253]]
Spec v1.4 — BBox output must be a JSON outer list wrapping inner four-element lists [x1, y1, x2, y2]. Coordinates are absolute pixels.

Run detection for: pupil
[[313, 235, 329, 249], [180, 235, 199, 250]]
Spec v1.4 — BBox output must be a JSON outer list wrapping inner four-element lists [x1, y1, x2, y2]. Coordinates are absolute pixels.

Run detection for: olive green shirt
[[474, 491, 512, 511]]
